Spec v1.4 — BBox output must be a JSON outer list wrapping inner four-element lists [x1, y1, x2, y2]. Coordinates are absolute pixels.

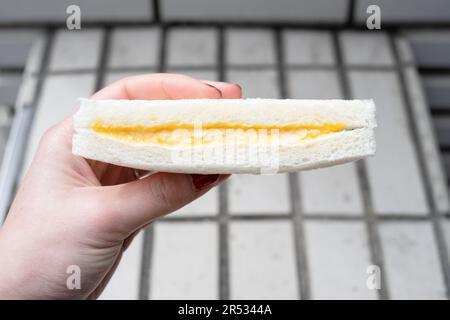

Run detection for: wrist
[[0, 230, 37, 299]]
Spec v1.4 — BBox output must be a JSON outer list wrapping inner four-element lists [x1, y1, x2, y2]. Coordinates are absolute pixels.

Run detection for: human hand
[[0, 73, 241, 299]]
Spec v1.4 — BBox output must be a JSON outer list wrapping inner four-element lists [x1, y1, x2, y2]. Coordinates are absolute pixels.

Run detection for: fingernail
[[231, 82, 242, 91], [204, 83, 222, 98], [191, 174, 220, 191]]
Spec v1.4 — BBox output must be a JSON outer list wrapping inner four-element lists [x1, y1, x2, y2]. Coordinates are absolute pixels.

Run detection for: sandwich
[[72, 98, 376, 174]]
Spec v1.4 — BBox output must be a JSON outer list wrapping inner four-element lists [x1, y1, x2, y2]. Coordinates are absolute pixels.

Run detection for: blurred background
[[0, 0, 450, 300]]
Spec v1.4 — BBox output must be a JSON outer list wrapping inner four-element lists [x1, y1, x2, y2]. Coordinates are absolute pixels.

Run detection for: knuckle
[[40, 125, 59, 146], [148, 175, 188, 213], [149, 176, 174, 211], [85, 193, 115, 229], [38, 123, 65, 152]]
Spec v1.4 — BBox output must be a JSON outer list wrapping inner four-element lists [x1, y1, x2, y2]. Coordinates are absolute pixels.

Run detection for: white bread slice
[[72, 98, 376, 174]]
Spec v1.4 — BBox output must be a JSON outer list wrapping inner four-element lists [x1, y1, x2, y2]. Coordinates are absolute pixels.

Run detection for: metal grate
[[1, 24, 450, 299]]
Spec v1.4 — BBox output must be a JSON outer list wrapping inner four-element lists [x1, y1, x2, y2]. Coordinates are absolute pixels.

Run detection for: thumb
[[92, 172, 225, 233]]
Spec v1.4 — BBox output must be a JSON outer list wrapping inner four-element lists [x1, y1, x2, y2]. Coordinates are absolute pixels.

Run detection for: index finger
[[43, 73, 241, 171], [92, 73, 223, 100]]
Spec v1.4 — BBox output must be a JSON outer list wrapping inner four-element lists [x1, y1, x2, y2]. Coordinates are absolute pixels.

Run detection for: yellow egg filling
[[91, 121, 347, 146]]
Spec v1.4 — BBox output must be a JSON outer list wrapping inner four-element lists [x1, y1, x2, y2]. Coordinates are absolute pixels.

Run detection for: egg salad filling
[[90, 121, 347, 146]]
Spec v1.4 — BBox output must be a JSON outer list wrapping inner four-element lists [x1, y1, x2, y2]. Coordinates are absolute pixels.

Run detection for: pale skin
[[0, 73, 241, 299]]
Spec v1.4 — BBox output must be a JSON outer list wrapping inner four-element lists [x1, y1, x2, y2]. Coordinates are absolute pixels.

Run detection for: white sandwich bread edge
[[72, 98, 376, 174]]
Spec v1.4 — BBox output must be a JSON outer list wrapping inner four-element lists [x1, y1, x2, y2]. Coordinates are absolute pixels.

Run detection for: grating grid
[[390, 35, 450, 298], [333, 31, 389, 299], [3, 23, 450, 299]]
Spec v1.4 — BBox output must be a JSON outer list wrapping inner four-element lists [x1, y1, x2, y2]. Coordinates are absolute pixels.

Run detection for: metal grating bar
[[4, 20, 450, 30], [159, 212, 435, 222], [139, 25, 169, 300], [333, 31, 390, 300], [0, 29, 54, 223], [390, 33, 450, 299], [346, 0, 356, 27], [139, 226, 153, 299], [275, 27, 309, 300], [30, 62, 411, 77], [153, 0, 161, 23], [217, 26, 230, 300], [94, 27, 111, 92], [0, 104, 34, 222], [218, 181, 230, 300]]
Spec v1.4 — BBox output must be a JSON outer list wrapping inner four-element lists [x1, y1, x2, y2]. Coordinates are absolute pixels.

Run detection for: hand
[[0, 73, 241, 299]]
